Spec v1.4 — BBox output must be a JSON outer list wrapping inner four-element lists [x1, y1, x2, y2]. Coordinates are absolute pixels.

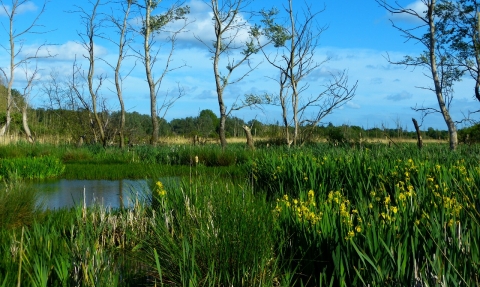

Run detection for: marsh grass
[[0, 143, 479, 286], [0, 156, 65, 180], [0, 194, 154, 286]]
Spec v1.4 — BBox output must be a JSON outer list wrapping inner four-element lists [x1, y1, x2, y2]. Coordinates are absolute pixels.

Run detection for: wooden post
[[412, 118, 423, 149]]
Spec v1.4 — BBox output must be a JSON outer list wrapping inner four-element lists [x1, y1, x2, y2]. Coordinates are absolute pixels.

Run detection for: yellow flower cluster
[[155, 181, 167, 197], [271, 164, 285, 180], [431, 190, 463, 218], [327, 190, 363, 240], [450, 161, 475, 186], [275, 190, 322, 225], [396, 181, 415, 206], [368, 190, 400, 225]]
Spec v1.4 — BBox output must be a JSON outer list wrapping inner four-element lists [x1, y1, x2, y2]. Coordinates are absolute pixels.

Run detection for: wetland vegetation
[[0, 141, 479, 286]]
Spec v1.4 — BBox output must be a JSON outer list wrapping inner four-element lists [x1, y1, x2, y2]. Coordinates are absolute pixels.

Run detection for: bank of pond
[[0, 143, 479, 286]]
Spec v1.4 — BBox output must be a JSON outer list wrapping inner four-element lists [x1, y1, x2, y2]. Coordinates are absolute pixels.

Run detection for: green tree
[[436, 0, 480, 102], [225, 116, 245, 137], [197, 109, 219, 138], [247, 119, 263, 137], [171, 117, 196, 136]]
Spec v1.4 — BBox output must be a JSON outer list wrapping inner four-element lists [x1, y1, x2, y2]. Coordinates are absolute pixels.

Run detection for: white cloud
[[16, 1, 37, 14], [386, 91, 413, 101], [19, 41, 108, 61], [156, 0, 254, 49], [370, 77, 383, 84], [346, 101, 361, 109], [306, 66, 343, 82], [0, 1, 37, 16], [195, 89, 217, 99], [385, 0, 427, 24]]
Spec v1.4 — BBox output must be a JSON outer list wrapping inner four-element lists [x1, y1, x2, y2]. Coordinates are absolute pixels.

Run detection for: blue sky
[[0, 0, 478, 131]]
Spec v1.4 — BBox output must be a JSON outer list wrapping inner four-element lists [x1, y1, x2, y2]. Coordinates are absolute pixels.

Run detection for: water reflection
[[35, 179, 151, 210]]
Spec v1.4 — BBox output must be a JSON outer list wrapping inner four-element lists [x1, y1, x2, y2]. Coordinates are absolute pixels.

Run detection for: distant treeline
[[1, 106, 479, 145]]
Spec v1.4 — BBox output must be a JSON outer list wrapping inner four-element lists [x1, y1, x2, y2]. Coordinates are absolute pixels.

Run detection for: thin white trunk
[[428, 0, 457, 150], [144, 0, 159, 145], [22, 104, 33, 143]]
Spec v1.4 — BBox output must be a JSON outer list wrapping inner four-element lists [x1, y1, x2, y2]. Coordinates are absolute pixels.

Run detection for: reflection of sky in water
[[35, 179, 151, 210]]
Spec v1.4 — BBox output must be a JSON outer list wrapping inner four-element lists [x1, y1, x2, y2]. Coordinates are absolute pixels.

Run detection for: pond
[[33, 179, 152, 210]]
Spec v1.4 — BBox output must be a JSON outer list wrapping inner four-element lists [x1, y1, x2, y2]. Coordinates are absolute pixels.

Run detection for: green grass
[[62, 162, 247, 180]]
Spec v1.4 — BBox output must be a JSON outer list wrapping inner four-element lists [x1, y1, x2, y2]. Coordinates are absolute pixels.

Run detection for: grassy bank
[[0, 142, 253, 180], [0, 143, 479, 286]]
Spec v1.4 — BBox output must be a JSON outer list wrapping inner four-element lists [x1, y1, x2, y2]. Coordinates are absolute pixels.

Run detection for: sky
[[0, 0, 478, 131]]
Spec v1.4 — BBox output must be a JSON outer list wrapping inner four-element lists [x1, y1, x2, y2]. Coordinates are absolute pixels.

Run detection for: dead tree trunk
[[242, 125, 254, 150], [22, 105, 34, 143], [412, 118, 423, 149]]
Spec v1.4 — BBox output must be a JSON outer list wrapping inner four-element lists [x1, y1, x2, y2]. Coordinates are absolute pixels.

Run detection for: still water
[[34, 179, 151, 210]]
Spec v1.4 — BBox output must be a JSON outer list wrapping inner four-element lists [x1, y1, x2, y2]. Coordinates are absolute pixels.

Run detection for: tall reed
[[141, 176, 280, 286]]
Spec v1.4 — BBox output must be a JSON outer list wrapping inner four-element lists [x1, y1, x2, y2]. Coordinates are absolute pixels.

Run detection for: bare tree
[[104, 0, 135, 148], [42, 68, 93, 141], [72, 0, 110, 147], [134, 0, 189, 146], [0, 0, 49, 137], [376, 0, 460, 150], [199, 0, 262, 149], [69, 58, 98, 142], [258, 0, 357, 146], [18, 62, 40, 142]]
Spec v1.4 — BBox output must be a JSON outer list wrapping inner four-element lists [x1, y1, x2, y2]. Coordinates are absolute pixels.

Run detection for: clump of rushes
[[0, 178, 40, 229], [142, 177, 279, 286]]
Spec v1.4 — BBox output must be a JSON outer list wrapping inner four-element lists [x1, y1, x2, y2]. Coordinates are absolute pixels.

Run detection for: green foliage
[[458, 123, 480, 143], [0, 202, 149, 286], [142, 4, 189, 35], [0, 142, 60, 159], [259, 8, 292, 47], [436, 0, 479, 77]]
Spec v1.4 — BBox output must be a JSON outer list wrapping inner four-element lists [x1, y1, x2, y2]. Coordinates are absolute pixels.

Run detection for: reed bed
[[0, 143, 479, 286]]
